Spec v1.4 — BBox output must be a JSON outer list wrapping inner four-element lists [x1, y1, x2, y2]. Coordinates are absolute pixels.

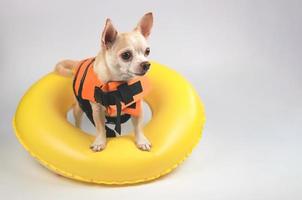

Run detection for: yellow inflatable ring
[[13, 62, 206, 185]]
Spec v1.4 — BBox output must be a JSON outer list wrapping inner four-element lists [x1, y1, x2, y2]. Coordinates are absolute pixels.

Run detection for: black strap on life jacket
[[94, 81, 143, 136], [73, 59, 96, 131], [73, 58, 143, 137]]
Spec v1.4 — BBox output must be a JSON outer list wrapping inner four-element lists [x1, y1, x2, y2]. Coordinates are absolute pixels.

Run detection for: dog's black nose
[[140, 61, 151, 72]]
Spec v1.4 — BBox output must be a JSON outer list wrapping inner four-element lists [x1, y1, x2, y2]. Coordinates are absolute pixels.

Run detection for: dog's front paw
[[90, 136, 106, 152], [136, 135, 152, 151]]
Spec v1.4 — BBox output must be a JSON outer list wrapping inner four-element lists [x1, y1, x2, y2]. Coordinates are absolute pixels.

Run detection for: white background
[[1, 0, 302, 199]]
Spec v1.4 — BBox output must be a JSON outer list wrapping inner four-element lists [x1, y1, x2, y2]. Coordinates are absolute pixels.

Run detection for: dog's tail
[[55, 60, 79, 77]]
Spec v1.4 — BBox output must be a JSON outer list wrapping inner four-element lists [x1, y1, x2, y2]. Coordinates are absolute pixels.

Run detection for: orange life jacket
[[73, 57, 150, 137]]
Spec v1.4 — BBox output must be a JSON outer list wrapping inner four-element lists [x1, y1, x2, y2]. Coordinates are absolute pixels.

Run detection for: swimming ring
[[13, 62, 206, 185]]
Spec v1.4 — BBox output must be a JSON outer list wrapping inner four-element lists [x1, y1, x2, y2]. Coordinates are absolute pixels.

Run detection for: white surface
[[1, 0, 302, 199]]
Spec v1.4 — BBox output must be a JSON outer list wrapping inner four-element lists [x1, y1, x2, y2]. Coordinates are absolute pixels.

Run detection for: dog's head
[[100, 12, 153, 81]]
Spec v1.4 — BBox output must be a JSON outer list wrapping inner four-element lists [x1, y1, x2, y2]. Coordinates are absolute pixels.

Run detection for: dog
[[55, 12, 153, 152]]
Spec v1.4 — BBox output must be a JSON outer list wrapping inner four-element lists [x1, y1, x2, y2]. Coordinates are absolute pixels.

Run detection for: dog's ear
[[134, 12, 153, 38], [101, 19, 118, 49]]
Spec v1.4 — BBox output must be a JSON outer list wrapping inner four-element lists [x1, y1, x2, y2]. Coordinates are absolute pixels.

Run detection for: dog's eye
[[121, 51, 132, 61], [145, 47, 150, 56]]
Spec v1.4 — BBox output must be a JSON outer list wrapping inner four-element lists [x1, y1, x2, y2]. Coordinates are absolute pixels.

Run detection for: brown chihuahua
[[55, 13, 153, 152]]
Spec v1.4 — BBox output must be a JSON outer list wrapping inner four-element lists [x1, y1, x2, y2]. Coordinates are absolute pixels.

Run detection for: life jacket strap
[[94, 80, 143, 135]]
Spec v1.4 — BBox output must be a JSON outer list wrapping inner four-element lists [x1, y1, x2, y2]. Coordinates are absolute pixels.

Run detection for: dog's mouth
[[127, 70, 146, 76]]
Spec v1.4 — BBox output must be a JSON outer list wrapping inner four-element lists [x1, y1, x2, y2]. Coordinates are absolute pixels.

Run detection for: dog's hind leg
[[73, 100, 83, 128]]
